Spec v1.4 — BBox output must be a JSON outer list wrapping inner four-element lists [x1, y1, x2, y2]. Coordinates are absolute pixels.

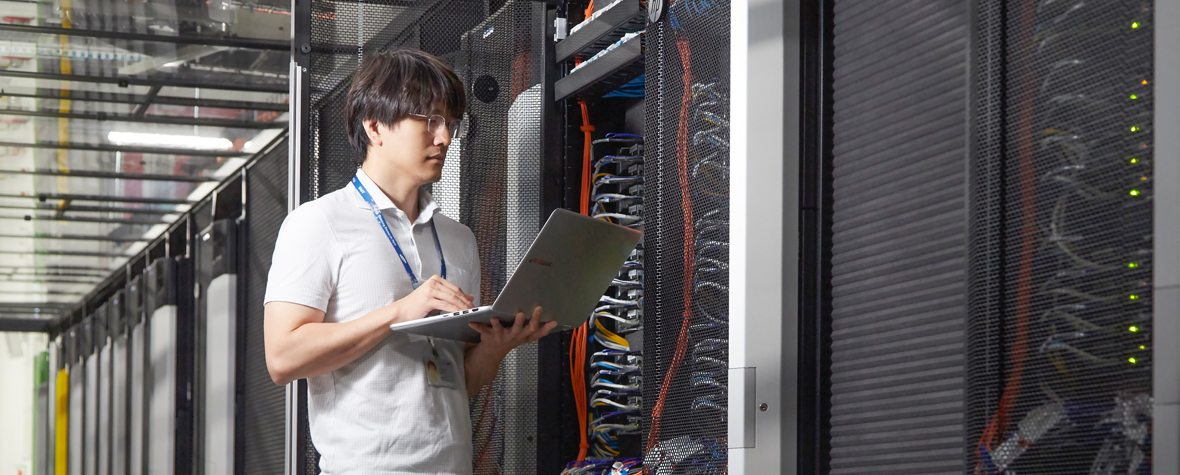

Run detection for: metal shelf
[[554, 35, 644, 102], [555, 0, 645, 63]]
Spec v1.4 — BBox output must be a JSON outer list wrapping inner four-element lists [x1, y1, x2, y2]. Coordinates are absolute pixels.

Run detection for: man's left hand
[[468, 306, 558, 356]]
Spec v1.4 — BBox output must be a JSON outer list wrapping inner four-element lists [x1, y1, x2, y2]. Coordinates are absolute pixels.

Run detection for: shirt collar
[[352, 168, 440, 226]]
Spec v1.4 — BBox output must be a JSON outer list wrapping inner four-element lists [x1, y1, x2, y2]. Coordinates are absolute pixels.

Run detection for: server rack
[[795, 2, 1166, 475], [35, 350, 50, 475], [127, 275, 148, 475], [68, 321, 84, 475], [95, 304, 111, 475], [83, 315, 99, 475], [240, 137, 290, 475], [197, 218, 242, 475], [37, 131, 289, 475], [145, 253, 196, 475], [109, 290, 130, 475]]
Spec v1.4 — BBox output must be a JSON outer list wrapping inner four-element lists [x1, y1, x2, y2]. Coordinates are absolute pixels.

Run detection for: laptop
[[389, 209, 642, 342]]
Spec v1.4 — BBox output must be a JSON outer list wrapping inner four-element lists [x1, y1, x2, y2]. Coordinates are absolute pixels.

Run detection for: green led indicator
[[1140, 345, 1147, 350], [1130, 94, 1139, 100], [1129, 262, 1140, 268], [1129, 294, 1140, 300], [1129, 357, 1138, 364], [1132, 22, 1140, 29], [1129, 326, 1140, 333], [1130, 189, 1141, 196], [1130, 158, 1139, 164], [1130, 126, 1141, 132]]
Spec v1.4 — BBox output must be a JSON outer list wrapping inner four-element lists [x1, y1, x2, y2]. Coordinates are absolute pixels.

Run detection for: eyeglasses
[[408, 113, 464, 139]]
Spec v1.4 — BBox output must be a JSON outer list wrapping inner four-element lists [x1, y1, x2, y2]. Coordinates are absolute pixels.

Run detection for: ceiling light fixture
[[108, 131, 233, 150]]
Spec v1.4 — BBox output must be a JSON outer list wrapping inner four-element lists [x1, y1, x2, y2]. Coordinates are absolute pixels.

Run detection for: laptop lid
[[489, 208, 643, 329]]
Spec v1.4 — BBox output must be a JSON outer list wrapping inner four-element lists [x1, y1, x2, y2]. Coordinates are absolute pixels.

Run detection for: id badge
[[423, 345, 459, 389]]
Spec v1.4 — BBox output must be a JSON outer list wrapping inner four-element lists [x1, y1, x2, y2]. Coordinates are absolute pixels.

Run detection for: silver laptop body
[[389, 209, 642, 342]]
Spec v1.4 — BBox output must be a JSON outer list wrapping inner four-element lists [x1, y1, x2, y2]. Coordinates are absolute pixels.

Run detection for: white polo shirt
[[265, 169, 481, 475]]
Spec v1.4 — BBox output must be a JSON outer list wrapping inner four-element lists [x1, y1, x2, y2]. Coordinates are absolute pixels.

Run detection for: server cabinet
[[50, 337, 63, 475], [450, 5, 549, 473], [108, 290, 130, 475], [198, 219, 241, 475], [95, 305, 111, 475], [84, 316, 99, 475], [241, 137, 289, 474], [794, 1, 1163, 474], [146, 256, 196, 475], [35, 351, 50, 475], [128, 276, 148, 475], [642, 1, 743, 473], [68, 325, 85, 475]]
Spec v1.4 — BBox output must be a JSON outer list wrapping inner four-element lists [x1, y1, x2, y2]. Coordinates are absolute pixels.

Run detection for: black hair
[[344, 48, 467, 162]]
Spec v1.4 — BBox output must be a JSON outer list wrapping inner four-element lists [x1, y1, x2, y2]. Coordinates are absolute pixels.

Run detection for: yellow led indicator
[[1130, 94, 1138, 99], [1130, 158, 1139, 164], [1130, 326, 1139, 333], [1130, 126, 1141, 132], [1143, 80, 1150, 85], [1142, 176, 1148, 181], [1130, 189, 1141, 196], [1132, 22, 1140, 28], [1129, 357, 1138, 364], [1129, 294, 1140, 300], [1140, 345, 1146, 350]]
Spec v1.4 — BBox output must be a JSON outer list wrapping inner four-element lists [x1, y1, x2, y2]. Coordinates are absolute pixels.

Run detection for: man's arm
[[266, 275, 474, 386], [464, 307, 558, 397]]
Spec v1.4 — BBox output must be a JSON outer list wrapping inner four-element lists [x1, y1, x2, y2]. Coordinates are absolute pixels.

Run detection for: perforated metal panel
[[826, 1, 969, 474], [967, 2, 1155, 474], [641, 2, 731, 473], [447, 4, 547, 474], [243, 137, 289, 475]]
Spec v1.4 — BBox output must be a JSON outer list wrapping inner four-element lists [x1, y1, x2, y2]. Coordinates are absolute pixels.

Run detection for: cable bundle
[[973, 2, 1154, 473], [583, 133, 645, 461], [645, 52, 732, 475], [561, 457, 643, 475]]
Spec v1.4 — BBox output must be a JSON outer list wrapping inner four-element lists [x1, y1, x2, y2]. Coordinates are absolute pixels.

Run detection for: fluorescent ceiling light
[[108, 131, 233, 150]]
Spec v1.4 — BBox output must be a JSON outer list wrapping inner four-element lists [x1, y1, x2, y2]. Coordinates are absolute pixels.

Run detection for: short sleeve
[[264, 205, 343, 311]]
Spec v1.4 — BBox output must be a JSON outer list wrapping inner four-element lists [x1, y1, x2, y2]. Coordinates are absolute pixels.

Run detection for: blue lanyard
[[352, 176, 446, 288]]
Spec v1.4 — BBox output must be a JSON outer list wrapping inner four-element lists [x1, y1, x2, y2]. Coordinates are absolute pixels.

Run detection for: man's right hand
[[390, 275, 474, 324]]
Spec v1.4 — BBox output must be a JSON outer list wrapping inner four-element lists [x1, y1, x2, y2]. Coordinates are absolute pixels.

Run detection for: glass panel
[[0, 32, 288, 91]]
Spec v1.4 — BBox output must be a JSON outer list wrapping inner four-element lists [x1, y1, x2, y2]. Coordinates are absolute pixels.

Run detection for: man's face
[[366, 112, 453, 184]]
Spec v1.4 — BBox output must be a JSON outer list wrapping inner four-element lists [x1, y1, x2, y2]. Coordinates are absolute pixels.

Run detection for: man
[[264, 48, 556, 474]]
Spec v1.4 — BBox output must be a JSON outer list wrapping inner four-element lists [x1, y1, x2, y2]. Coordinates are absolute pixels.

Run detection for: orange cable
[[570, 323, 590, 461], [975, 1, 1038, 471], [645, 34, 695, 455], [579, 100, 594, 215]]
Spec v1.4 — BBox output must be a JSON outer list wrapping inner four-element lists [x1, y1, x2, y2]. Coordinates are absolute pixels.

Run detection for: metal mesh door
[[241, 136, 289, 474], [641, 2, 731, 473], [967, 1, 1155, 473]]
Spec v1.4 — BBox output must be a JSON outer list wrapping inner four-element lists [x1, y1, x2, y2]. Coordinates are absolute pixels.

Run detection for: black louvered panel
[[829, 1, 969, 474], [242, 137, 289, 474]]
